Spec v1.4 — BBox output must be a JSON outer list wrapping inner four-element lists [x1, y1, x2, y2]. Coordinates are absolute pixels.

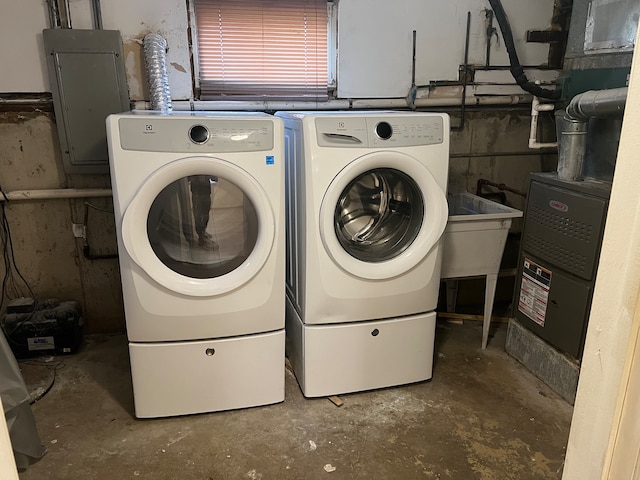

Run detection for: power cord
[[0, 203, 36, 305], [0, 185, 38, 343]]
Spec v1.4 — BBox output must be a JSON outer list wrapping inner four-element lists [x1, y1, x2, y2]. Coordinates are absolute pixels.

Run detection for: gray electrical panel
[[513, 173, 611, 359], [43, 29, 130, 175]]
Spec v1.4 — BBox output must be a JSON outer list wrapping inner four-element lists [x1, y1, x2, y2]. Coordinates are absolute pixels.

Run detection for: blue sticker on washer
[[266, 155, 275, 165]]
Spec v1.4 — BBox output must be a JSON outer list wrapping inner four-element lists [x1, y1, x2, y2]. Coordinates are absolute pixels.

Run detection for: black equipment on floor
[[1, 298, 84, 358]]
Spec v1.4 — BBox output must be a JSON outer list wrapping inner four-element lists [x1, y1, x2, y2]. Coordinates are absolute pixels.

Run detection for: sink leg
[[482, 274, 498, 349], [446, 279, 459, 313]]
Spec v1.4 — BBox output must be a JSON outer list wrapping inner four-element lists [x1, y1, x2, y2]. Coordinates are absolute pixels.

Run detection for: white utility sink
[[441, 192, 523, 349]]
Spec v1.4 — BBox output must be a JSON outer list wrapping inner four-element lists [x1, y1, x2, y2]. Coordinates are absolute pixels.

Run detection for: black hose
[[487, 0, 561, 100]]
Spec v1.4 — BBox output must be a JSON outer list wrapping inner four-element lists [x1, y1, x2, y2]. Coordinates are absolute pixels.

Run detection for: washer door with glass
[[121, 156, 274, 297], [319, 151, 447, 280]]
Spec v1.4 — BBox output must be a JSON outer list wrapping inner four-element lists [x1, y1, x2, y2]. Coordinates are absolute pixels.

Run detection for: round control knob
[[375, 121, 393, 140], [189, 125, 209, 144]]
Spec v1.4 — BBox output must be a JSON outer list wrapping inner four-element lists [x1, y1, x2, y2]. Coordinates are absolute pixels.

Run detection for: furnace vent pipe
[[558, 87, 628, 181], [566, 87, 628, 120], [143, 33, 172, 114]]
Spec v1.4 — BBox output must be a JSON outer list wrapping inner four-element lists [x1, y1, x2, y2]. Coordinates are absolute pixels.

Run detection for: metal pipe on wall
[[0, 189, 112, 202], [450, 150, 555, 158], [45, 0, 72, 29], [133, 94, 529, 112], [46, 0, 60, 29], [57, 0, 72, 29], [91, 0, 103, 30], [451, 11, 472, 132]]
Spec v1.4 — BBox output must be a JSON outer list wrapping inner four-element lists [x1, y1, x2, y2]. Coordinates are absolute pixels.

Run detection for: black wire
[[487, 0, 561, 100], [21, 357, 65, 371], [0, 205, 12, 314], [19, 356, 65, 405], [85, 201, 114, 214], [2, 203, 35, 299], [1, 321, 31, 346], [1, 307, 39, 340], [0, 189, 37, 320], [0, 190, 74, 375]]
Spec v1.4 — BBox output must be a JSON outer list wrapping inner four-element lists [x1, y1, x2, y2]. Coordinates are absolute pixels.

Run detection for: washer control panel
[[118, 115, 275, 153], [315, 114, 445, 148]]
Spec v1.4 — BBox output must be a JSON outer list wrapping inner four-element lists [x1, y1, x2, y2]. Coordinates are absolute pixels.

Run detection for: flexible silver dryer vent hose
[[143, 33, 172, 113]]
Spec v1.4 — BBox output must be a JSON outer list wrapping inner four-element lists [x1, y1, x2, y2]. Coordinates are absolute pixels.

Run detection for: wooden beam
[[437, 312, 511, 324]]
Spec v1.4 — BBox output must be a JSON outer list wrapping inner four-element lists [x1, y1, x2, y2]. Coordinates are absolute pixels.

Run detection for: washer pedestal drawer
[[287, 307, 436, 398], [129, 330, 284, 418]]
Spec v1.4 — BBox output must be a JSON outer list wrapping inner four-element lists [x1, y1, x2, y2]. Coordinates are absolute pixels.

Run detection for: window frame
[[188, 0, 336, 102]]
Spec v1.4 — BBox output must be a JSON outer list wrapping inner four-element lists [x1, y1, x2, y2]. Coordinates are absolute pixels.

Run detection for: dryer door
[[319, 151, 447, 280], [121, 156, 274, 296]]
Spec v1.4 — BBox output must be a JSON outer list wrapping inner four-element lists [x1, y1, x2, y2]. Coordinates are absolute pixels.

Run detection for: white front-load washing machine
[[106, 111, 285, 418], [275, 111, 449, 397]]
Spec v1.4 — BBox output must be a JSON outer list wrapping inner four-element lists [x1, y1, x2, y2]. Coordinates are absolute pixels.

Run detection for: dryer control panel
[[118, 116, 275, 153], [314, 115, 444, 148]]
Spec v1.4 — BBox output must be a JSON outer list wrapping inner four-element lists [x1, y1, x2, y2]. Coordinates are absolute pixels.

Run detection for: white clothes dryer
[[106, 111, 285, 418], [275, 111, 449, 397]]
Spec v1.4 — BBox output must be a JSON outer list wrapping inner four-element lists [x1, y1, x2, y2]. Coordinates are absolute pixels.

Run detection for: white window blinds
[[194, 0, 328, 100]]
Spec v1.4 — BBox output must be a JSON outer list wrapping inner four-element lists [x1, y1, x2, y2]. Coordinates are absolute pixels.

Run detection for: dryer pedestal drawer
[[289, 310, 436, 398], [129, 330, 284, 418]]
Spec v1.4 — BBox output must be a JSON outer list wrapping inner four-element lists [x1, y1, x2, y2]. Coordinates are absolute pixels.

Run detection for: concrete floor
[[17, 320, 572, 480]]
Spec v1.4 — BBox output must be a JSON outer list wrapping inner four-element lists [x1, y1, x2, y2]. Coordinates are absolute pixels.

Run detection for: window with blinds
[[193, 0, 329, 101]]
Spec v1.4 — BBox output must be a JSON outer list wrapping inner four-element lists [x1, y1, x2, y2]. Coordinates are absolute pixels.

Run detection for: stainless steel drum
[[334, 168, 424, 262]]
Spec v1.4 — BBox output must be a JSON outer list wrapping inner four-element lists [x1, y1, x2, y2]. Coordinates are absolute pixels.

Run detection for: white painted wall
[[96, 0, 192, 100], [562, 23, 640, 480], [0, 0, 192, 99], [337, 0, 555, 98], [1, 0, 555, 100], [1, 0, 50, 92]]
